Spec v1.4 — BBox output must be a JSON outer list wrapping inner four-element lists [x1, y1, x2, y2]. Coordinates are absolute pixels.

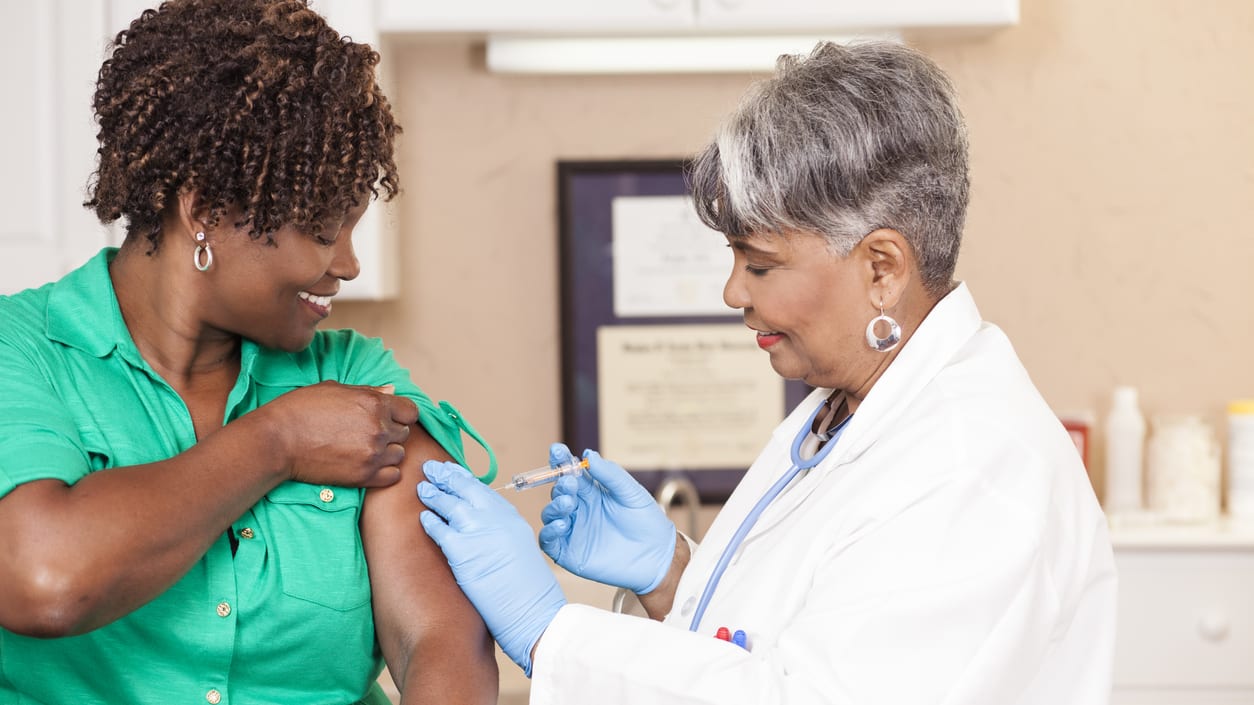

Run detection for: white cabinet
[[0, 2, 114, 296], [379, 0, 1017, 74], [308, 0, 398, 300], [1112, 524, 1254, 705], [376, 0, 1016, 35]]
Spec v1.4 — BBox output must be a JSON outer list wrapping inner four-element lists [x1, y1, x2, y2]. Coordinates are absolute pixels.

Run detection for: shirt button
[[206, 689, 222, 704], [680, 596, 696, 617], [239, 528, 255, 540], [319, 488, 335, 503], [216, 602, 231, 618]]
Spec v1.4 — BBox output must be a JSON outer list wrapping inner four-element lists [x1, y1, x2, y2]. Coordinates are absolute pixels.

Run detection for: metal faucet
[[654, 474, 701, 538], [611, 474, 702, 615]]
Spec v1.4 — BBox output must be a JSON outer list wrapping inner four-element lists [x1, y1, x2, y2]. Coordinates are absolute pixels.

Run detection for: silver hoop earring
[[193, 231, 213, 272], [865, 301, 901, 352]]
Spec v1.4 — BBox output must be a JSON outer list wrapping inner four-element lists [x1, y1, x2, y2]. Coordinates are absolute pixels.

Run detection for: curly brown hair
[[87, 0, 400, 250]]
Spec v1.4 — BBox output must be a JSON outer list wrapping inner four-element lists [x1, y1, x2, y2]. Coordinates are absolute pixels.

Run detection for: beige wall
[[331, 0, 1254, 520]]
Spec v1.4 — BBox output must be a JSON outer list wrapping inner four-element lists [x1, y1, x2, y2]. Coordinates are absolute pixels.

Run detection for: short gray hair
[[690, 41, 970, 295]]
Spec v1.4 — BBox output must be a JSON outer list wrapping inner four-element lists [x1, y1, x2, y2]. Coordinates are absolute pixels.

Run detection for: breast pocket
[[262, 482, 371, 611]]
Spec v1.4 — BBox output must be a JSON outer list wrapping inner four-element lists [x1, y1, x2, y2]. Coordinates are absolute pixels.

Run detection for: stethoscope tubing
[[687, 401, 852, 632]]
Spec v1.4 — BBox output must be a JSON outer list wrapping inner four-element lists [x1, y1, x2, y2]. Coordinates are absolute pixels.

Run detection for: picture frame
[[557, 159, 810, 503]]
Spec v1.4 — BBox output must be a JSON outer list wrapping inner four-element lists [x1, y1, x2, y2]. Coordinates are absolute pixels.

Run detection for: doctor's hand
[[418, 460, 566, 677], [539, 444, 677, 594]]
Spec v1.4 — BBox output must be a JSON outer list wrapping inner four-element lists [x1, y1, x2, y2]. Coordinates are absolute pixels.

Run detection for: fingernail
[[417, 482, 433, 498]]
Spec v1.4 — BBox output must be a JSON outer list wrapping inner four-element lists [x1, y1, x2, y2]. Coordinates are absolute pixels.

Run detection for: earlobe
[[176, 189, 199, 225], [863, 228, 911, 309], [175, 189, 211, 242]]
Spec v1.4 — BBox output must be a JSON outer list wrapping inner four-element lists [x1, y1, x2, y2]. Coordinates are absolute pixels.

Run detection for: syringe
[[493, 457, 590, 492]]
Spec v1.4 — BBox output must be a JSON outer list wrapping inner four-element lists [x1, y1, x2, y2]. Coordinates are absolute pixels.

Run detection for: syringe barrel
[[509, 458, 587, 491]]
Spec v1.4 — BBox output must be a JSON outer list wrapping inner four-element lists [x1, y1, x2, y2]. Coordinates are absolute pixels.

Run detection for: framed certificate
[[558, 160, 810, 502]]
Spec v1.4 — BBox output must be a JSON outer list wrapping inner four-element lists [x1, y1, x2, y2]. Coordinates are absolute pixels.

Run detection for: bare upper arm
[[360, 423, 496, 697]]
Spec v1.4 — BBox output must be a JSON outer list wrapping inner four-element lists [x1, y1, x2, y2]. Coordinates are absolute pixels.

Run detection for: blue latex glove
[[418, 460, 566, 676], [538, 444, 676, 594]]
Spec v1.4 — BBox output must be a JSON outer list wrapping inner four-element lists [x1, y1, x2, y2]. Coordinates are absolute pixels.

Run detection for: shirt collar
[[824, 282, 984, 464], [46, 247, 314, 386], [46, 248, 132, 359], [246, 341, 317, 387]]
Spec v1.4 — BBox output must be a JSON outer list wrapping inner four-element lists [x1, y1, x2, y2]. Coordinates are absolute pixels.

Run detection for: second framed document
[[558, 160, 810, 502]]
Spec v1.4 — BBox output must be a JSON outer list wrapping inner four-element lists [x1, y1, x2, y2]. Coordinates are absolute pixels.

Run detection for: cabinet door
[[1114, 548, 1254, 689], [378, 0, 696, 34], [0, 2, 113, 296], [696, 0, 1018, 31]]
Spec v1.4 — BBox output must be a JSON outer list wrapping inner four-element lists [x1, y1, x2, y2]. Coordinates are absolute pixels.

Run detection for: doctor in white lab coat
[[418, 40, 1116, 705]]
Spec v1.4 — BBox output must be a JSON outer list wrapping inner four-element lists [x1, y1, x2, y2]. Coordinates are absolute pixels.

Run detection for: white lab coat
[[530, 284, 1116, 705]]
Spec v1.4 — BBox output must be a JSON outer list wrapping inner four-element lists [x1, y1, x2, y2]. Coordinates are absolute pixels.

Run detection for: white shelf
[[1110, 516, 1254, 550]]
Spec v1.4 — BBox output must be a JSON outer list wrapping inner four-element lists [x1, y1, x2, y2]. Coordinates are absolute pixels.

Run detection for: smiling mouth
[[298, 290, 333, 314], [754, 329, 784, 349]]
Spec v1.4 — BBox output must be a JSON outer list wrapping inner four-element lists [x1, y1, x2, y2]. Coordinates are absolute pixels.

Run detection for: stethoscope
[[688, 400, 854, 632]]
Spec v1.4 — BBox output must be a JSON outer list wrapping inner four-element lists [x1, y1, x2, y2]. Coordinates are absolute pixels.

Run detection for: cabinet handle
[[1197, 613, 1230, 642]]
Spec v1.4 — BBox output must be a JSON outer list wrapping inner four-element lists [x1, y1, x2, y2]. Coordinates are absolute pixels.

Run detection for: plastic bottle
[[1228, 400, 1254, 522], [1104, 386, 1146, 515]]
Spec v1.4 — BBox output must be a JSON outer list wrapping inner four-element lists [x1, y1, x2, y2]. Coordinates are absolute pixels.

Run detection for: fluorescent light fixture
[[486, 33, 902, 75]]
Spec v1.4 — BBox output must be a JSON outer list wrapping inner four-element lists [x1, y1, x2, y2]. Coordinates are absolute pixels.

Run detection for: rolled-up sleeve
[[0, 337, 90, 498]]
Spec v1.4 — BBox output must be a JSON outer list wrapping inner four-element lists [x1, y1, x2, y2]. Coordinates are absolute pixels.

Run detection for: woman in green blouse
[[0, 1, 498, 703]]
